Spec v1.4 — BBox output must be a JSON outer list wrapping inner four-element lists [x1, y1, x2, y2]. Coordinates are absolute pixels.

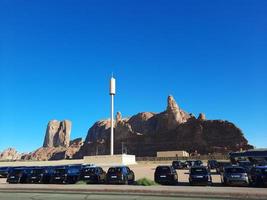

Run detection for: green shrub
[[135, 178, 158, 186], [76, 180, 87, 185]]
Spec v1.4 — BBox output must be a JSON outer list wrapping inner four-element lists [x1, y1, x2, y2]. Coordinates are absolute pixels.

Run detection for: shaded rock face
[[43, 120, 71, 148], [0, 148, 21, 160], [26, 138, 83, 161], [75, 95, 252, 158]]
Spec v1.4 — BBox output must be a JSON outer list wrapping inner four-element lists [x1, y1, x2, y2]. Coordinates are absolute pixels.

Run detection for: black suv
[[80, 166, 106, 184], [189, 166, 212, 186], [51, 165, 81, 184], [7, 167, 36, 184], [154, 166, 178, 185], [249, 166, 267, 187], [0, 167, 10, 178], [26, 166, 54, 184], [106, 166, 135, 184], [50, 165, 69, 184]]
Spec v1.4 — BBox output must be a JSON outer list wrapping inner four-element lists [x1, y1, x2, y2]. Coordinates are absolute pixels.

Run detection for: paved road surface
[[0, 184, 267, 200], [0, 192, 239, 200]]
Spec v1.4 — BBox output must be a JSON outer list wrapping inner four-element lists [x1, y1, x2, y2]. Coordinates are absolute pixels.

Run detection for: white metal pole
[[111, 94, 114, 155]]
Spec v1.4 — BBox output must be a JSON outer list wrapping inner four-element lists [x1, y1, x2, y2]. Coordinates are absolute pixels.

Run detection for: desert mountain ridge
[[0, 95, 253, 161]]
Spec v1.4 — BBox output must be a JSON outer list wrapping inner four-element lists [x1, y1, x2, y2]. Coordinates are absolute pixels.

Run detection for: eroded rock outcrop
[[0, 148, 21, 160], [26, 137, 83, 161], [43, 120, 71, 148], [75, 95, 252, 158]]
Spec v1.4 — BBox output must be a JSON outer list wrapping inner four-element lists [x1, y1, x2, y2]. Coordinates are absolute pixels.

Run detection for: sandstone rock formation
[[75, 95, 252, 158], [198, 113, 206, 121], [43, 120, 71, 148], [25, 137, 83, 161], [0, 148, 21, 160]]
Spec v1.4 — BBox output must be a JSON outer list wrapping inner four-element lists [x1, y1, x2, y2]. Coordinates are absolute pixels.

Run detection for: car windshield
[[191, 168, 207, 175], [156, 167, 171, 174], [31, 169, 44, 174], [108, 168, 122, 173], [225, 168, 245, 173], [11, 169, 23, 175], [55, 168, 67, 174]]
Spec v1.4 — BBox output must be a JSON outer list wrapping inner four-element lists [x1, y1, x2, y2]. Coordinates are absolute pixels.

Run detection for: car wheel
[[124, 177, 129, 185]]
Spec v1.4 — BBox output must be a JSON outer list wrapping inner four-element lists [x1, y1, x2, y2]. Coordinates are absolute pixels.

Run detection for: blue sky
[[0, 0, 266, 152]]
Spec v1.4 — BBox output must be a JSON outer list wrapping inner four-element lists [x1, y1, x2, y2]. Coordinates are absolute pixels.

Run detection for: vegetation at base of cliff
[[135, 178, 158, 186]]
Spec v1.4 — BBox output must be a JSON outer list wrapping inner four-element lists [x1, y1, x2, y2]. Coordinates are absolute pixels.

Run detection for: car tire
[[124, 177, 129, 185]]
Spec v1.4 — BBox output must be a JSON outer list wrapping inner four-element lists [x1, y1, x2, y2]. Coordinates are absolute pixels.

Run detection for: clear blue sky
[[0, 0, 266, 153]]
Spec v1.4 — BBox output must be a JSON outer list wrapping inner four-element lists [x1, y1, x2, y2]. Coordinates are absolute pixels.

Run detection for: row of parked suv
[[1, 161, 266, 187], [170, 159, 267, 187], [0, 165, 135, 185]]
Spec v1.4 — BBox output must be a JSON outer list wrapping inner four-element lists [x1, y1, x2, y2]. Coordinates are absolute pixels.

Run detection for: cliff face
[[76, 95, 252, 157], [43, 120, 71, 148]]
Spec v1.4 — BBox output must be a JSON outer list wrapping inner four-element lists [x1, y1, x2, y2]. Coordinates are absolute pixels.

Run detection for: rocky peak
[[116, 111, 122, 122], [198, 113, 206, 121], [166, 95, 190, 128], [167, 95, 180, 112], [43, 120, 71, 148]]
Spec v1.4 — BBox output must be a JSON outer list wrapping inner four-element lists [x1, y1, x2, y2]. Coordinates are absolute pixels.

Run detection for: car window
[[55, 168, 67, 174], [191, 168, 207, 175], [12, 169, 23, 175], [225, 168, 245, 173], [261, 169, 267, 174], [31, 169, 44, 174], [68, 167, 80, 174], [108, 168, 122, 173], [156, 167, 171, 174]]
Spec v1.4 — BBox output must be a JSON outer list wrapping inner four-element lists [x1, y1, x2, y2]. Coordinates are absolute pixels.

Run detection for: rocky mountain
[[75, 95, 252, 157], [0, 148, 21, 160], [22, 120, 83, 161]]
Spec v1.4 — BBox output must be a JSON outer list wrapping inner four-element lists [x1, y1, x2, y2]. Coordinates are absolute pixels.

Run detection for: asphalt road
[[0, 192, 236, 200], [0, 184, 267, 200]]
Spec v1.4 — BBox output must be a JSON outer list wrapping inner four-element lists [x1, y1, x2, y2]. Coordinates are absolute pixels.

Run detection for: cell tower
[[109, 76, 116, 155]]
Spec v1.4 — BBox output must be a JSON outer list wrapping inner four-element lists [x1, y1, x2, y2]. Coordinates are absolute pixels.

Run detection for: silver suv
[[221, 166, 249, 186]]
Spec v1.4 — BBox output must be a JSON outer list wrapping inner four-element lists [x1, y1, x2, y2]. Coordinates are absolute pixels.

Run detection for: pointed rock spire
[[198, 113, 206, 121], [167, 95, 180, 113], [166, 95, 190, 129], [116, 111, 122, 122]]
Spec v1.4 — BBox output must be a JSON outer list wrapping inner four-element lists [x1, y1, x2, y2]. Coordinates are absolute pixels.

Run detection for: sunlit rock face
[[75, 95, 252, 158], [43, 120, 71, 148]]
